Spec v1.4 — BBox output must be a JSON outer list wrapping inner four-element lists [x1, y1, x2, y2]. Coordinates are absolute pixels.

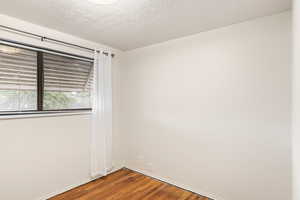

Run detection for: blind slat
[[45, 72, 89, 81], [0, 69, 36, 76], [44, 65, 90, 74], [0, 77, 36, 83], [0, 56, 36, 65], [44, 60, 91, 70]]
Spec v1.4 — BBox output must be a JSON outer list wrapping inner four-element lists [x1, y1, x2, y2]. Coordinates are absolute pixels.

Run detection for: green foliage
[[0, 90, 36, 110], [0, 90, 90, 111], [44, 91, 74, 110]]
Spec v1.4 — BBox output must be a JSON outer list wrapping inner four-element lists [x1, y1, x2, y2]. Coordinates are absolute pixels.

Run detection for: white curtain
[[90, 50, 113, 179]]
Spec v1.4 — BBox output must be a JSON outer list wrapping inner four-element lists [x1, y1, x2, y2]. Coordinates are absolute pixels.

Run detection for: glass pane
[[43, 53, 93, 110], [43, 91, 91, 110], [0, 45, 37, 112], [0, 90, 37, 111]]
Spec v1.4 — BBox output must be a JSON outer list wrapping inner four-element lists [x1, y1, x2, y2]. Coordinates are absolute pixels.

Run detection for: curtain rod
[[0, 24, 115, 57], [0, 37, 94, 61]]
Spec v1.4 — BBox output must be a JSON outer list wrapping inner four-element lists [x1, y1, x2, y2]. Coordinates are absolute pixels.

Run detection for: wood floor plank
[[49, 168, 212, 200]]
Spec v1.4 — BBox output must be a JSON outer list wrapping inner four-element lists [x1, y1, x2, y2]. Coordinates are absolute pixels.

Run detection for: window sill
[[0, 111, 92, 120]]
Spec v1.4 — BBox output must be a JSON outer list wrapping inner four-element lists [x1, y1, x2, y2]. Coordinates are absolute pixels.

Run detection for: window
[[43, 53, 93, 110], [0, 43, 93, 115]]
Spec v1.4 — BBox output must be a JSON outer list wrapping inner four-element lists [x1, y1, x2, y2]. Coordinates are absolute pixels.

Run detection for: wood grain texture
[[49, 168, 212, 200]]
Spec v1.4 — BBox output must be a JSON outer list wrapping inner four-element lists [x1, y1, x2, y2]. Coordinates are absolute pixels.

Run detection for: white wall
[[122, 12, 291, 200], [293, 1, 300, 200], [0, 11, 292, 200], [0, 14, 124, 200]]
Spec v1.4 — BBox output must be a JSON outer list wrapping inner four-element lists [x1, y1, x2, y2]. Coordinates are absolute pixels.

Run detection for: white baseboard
[[35, 178, 92, 200], [35, 166, 123, 200], [125, 166, 226, 200]]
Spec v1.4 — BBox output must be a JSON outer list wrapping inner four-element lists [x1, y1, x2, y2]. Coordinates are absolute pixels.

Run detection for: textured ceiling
[[0, 0, 291, 50]]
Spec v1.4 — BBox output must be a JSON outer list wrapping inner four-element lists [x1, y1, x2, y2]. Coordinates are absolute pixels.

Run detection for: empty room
[[0, 0, 299, 200]]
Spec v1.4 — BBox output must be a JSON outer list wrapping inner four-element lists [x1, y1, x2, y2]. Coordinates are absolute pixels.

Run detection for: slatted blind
[[44, 53, 93, 92], [0, 44, 37, 90], [0, 42, 94, 113]]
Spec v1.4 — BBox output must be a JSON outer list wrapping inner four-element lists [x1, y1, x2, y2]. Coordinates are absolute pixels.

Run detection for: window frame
[[0, 41, 93, 116]]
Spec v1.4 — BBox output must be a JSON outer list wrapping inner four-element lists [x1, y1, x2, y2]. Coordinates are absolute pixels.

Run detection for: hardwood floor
[[49, 168, 211, 200]]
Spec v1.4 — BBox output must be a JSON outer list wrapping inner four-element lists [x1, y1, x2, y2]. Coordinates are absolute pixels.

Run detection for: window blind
[[0, 44, 37, 90], [44, 53, 93, 92]]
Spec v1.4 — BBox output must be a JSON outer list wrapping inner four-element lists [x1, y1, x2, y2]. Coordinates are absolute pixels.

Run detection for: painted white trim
[[0, 111, 91, 120], [35, 166, 122, 200], [35, 177, 92, 200], [125, 166, 225, 200]]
